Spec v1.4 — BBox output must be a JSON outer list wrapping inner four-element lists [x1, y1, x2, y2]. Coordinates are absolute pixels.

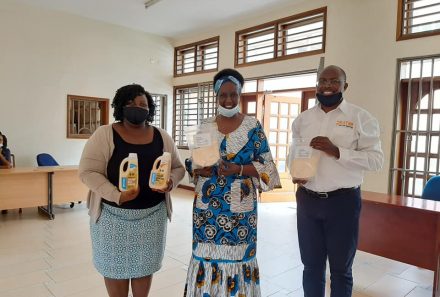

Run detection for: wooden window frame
[[150, 93, 167, 129], [66, 95, 109, 139], [397, 0, 440, 41], [240, 26, 277, 65], [235, 7, 326, 67], [174, 36, 219, 77], [389, 55, 440, 198], [394, 77, 440, 197]]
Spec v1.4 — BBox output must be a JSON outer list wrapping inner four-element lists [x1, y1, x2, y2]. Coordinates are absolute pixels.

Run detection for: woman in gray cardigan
[[79, 84, 185, 297]]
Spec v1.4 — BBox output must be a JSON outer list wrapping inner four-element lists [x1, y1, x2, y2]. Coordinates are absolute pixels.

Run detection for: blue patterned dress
[[184, 116, 280, 297]]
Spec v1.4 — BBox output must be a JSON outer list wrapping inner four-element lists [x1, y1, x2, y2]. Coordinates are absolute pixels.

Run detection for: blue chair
[[36, 153, 59, 166], [421, 176, 440, 201], [36, 153, 77, 208]]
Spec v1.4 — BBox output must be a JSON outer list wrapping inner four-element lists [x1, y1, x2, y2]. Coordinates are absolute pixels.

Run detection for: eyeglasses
[[218, 92, 239, 100], [317, 79, 344, 86]]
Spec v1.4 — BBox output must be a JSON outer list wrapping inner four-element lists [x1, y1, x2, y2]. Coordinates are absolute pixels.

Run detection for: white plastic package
[[289, 138, 320, 179], [185, 123, 220, 168]]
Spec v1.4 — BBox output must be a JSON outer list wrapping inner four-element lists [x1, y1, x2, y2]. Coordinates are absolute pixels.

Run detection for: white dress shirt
[[290, 100, 384, 192]]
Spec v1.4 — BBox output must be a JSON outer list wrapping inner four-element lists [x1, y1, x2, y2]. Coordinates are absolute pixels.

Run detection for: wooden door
[[261, 94, 301, 202]]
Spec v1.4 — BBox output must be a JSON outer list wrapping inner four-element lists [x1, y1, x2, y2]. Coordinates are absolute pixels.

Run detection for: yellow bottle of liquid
[[149, 152, 171, 190], [119, 153, 138, 191]]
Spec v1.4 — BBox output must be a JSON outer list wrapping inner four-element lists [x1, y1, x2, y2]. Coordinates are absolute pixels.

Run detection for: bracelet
[[239, 165, 244, 176]]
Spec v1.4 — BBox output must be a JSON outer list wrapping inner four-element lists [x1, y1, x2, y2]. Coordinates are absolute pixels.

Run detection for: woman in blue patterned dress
[[184, 69, 281, 297]]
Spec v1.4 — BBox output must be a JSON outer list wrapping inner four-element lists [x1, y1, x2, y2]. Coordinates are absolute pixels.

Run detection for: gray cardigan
[[78, 124, 185, 223]]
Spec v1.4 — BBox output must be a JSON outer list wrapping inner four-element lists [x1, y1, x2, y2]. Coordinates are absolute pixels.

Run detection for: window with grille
[[235, 7, 326, 67], [173, 83, 216, 147], [151, 93, 167, 129], [390, 55, 440, 197], [397, 0, 440, 40], [174, 37, 219, 77], [67, 95, 109, 139]]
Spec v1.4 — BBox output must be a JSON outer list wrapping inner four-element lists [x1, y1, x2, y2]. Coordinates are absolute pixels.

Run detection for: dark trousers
[[296, 186, 362, 297]]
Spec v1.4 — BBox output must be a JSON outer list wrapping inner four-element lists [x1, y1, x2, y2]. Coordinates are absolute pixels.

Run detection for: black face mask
[[123, 106, 149, 125], [316, 92, 343, 107]]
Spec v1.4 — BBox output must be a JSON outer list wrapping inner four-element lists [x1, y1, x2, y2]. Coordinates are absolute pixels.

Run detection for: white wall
[[2, 0, 440, 193], [0, 1, 174, 167], [172, 0, 440, 193]]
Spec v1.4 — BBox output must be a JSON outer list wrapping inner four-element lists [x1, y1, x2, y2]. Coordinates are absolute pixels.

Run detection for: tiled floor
[[0, 188, 433, 297]]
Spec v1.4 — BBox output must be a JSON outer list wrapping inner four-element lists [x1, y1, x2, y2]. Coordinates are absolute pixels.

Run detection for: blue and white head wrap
[[214, 75, 242, 95]]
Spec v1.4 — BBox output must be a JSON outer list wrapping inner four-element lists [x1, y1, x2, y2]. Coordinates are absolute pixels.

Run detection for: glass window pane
[[279, 132, 288, 144], [401, 61, 411, 79], [412, 114, 428, 131], [429, 158, 438, 173], [407, 177, 424, 197], [435, 58, 440, 77], [270, 117, 278, 129], [289, 118, 295, 130], [279, 118, 288, 130], [279, 146, 287, 159], [422, 59, 434, 77], [411, 135, 427, 153], [308, 99, 316, 109], [291, 104, 299, 116], [271, 102, 279, 114], [269, 132, 277, 144], [432, 114, 440, 131], [415, 178, 423, 196], [280, 103, 289, 115], [434, 90, 440, 109], [419, 136, 427, 153], [278, 160, 286, 172], [431, 136, 439, 154], [270, 146, 277, 158], [408, 177, 414, 195], [409, 157, 425, 171], [243, 80, 257, 93], [415, 157, 426, 171], [411, 60, 421, 79], [419, 96, 429, 109], [247, 102, 256, 114]]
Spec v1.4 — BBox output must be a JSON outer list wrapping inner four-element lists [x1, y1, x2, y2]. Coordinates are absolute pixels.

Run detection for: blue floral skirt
[[90, 201, 167, 279]]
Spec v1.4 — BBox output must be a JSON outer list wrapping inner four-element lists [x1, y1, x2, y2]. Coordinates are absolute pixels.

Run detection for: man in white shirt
[[290, 65, 384, 297]]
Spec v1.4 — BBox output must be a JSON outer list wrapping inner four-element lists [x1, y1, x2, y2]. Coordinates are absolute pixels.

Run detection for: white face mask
[[218, 104, 240, 117]]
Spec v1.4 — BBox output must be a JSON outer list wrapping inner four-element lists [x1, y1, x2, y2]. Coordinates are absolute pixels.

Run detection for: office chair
[[421, 176, 440, 201], [36, 153, 59, 167], [36, 153, 76, 208]]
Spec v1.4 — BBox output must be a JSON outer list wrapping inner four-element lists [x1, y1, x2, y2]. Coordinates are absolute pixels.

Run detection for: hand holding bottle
[[152, 180, 173, 193], [119, 187, 140, 204]]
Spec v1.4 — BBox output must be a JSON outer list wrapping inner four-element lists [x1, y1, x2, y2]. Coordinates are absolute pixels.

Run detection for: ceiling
[[12, 0, 304, 39]]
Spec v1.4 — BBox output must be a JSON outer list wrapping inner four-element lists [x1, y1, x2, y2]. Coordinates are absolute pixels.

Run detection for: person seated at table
[[0, 132, 12, 169], [1, 132, 13, 214]]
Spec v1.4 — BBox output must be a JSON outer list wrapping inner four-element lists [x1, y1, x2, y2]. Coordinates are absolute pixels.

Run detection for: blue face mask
[[218, 104, 240, 117], [316, 92, 343, 107]]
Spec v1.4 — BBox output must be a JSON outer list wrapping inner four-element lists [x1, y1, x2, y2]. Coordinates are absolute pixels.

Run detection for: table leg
[[37, 172, 54, 219]]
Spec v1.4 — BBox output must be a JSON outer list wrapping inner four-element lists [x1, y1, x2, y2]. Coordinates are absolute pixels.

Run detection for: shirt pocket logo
[[336, 120, 354, 129]]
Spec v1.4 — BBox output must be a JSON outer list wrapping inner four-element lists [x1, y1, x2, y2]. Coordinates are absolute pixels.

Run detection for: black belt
[[300, 186, 359, 199]]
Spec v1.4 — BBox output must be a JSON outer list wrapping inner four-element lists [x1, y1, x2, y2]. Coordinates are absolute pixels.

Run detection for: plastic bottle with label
[[149, 152, 171, 190], [119, 153, 138, 191]]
